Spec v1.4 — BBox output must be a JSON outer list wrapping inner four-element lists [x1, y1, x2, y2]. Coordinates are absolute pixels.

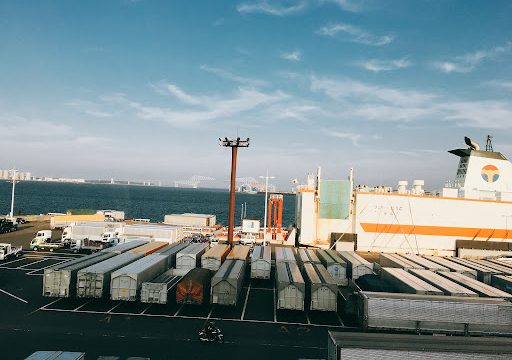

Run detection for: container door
[[280, 285, 303, 310], [311, 286, 336, 311]]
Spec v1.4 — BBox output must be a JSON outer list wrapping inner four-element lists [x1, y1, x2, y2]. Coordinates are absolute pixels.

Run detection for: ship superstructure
[[296, 136, 512, 256]]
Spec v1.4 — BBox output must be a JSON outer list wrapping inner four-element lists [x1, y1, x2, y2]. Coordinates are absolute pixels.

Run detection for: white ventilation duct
[[412, 180, 425, 194], [398, 181, 408, 194]]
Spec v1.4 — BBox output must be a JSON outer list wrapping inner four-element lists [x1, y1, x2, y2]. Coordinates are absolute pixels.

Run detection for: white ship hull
[[355, 192, 512, 256]]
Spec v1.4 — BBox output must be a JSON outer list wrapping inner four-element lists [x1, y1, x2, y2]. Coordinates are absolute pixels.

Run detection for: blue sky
[[1, 0, 512, 190]]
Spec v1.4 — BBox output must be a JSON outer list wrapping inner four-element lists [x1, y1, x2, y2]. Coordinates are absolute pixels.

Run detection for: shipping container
[[408, 269, 478, 297], [338, 251, 373, 280], [357, 291, 512, 335], [448, 257, 502, 284], [492, 275, 512, 293], [399, 254, 449, 271], [176, 268, 214, 305], [211, 259, 245, 306], [379, 253, 424, 270], [175, 243, 209, 275], [140, 269, 180, 304], [164, 213, 216, 227], [154, 242, 189, 268], [127, 241, 168, 256], [381, 267, 443, 295], [476, 259, 512, 276], [303, 263, 338, 311], [274, 246, 296, 263], [227, 245, 251, 263], [117, 224, 184, 243], [110, 254, 169, 301], [250, 245, 271, 279], [438, 271, 512, 298], [43, 252, 116, 297], [102, 239, 149, 254], [50, 214, 105, 229], [316, 250, 347, 286], [76, 252, 143, 298], [24, 351, 86, 360], [424, 256, 478, 279], [327, 331, 512, 360], [201, 244, 230, 271], [297, 248, 321, 266], [275, 261, 305, 310]]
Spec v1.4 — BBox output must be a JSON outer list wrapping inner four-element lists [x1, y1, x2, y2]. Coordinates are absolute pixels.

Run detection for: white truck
[[71, 238, 115, 254], [61, 222, 122, 245], [0, 243, 23, 260], [97, 209, 125, 222], [30, 230, 65, 252], [116, 224, 183, 244]]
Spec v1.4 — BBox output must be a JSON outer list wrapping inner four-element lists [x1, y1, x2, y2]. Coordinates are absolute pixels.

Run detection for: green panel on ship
[[319, 180, 350, 219]]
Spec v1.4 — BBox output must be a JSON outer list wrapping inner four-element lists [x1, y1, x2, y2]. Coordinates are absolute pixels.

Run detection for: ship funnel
[[397, 180, 408, 194], [412, 180, 425, 195], [464, 136, 480, 151]]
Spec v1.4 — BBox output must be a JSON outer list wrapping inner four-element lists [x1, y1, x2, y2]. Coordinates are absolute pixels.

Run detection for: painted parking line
[[241, 282, 251, 320], [273, 286, 277, 323], [0, 257, 28, 267], [306, 311, 311, 325], [140, 304, 152, 315], [207, 305, 215, 320], [26, 259, 70, 274], [0, 288, 29, 304], [73, 301, 91, 311], [107, 302, 122, 313], [18, 258, 49, 269], [336, 313, 344, 327], [41, 307, 348, 329], [173, 304, 184, 317]]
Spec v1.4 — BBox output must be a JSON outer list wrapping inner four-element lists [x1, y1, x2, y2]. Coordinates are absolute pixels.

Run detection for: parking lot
[[0, 251, 348, 359]]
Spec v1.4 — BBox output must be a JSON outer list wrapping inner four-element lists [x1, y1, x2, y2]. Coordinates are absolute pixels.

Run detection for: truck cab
[[33, 230, 52, 243], [102, 231, 119, 244], [0, 243, 23, 260], [61, 226, 72, 245]]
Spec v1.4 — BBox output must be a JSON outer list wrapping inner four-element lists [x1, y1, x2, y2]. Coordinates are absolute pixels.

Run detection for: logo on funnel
[[481, 165, 499, 183]]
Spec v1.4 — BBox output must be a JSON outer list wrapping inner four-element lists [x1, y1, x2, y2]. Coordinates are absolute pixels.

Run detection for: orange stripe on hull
[[360, 223, 512, 239]]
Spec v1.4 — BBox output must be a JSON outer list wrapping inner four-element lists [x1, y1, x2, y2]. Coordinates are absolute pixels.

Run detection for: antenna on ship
[[485, 135, 494, 152]]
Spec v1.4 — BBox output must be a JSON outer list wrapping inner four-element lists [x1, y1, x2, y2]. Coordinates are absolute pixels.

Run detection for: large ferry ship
[[296, 136, 512, 256]]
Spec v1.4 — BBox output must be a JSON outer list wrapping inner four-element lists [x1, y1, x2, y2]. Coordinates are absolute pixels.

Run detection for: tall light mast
[[220, 137, 250, 247], [259, 171, 275, 246], [9, 169, 18, 219]]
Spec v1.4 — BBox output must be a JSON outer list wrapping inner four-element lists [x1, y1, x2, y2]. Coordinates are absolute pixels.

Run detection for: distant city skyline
[[1, 1, 512, 191]]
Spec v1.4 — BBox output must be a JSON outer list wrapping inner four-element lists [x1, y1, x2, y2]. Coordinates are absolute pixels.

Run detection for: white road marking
[[140, 304, 152, 315], [73, 301, 90, 311], [18, 258, 48, 268], [26, 259, 70, 274], [107, 302, 122, 313], [241, 282, 251, 320], [0, 257, 28, 266], [306, 311, 311, 325], [207, 305, 214, 320], [41, 307, 348, 328], [39, 298, 63, 311], [273, 285, 277, 323], [336, 313, 344, 327], [0, 288, 28, 303], [173, 304, 184, 317]]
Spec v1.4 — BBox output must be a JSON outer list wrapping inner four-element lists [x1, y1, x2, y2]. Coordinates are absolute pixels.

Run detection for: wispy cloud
[[237, 0, 307, 16], [316, 23, 393, 46], [199, 65, 268, 87], [484, 80, 512, 90], [320, 0, 362, 12], [358, 58, 411, 72], [103, 86, 289, 126], [322, 128, 361, 145], [150, 82, 202, 105], [66, 99, 116, 118], [433, 42, 512, 73], [310, 76, 512, 129], [280, 50, 302, 61]]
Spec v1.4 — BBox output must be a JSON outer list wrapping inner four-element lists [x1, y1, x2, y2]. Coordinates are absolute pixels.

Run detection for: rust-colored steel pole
[[227, 146, 238, 247]]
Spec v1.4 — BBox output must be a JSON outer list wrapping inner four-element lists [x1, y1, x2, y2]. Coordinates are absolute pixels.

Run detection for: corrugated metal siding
[[319, 179, 351, 219]]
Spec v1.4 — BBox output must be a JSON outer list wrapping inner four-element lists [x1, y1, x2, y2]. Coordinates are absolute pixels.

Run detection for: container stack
[[338, 251, 373, 280], [176, 268, 214, 305], [250, 245, 271, 279], [110, 254, 169, 301], [210, 259, 245, 306], [302, 262, 338, 311], [201, 244, 230, 271], [140, 268, 179, 304], [316, 249, 347, 286], [175, 243, 209, 276]]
